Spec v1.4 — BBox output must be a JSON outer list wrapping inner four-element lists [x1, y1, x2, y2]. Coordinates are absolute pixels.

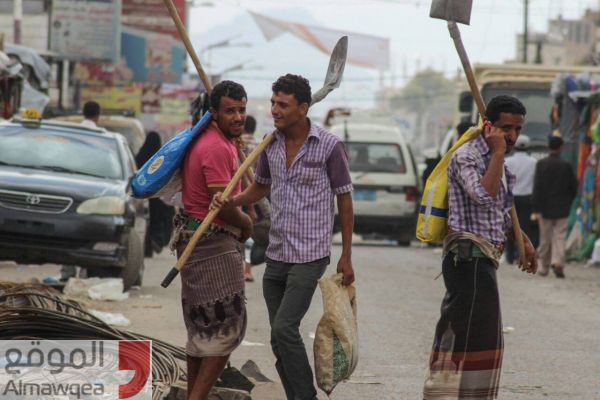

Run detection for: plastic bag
[[416, 126, 481, 244], [131, 111, 212, 199], [314, 273, 358, 395], [64, 278, 129, 301]]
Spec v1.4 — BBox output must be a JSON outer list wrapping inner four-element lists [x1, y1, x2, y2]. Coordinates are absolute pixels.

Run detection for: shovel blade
[[430, 0, 473, 25], [311, 36, 348, 105]]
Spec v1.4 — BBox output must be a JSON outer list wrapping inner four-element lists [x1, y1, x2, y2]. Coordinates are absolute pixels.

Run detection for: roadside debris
[[89, 309, 131, 327], [0, 281, 183, 399], [64, 277, 129, 301], [503, 326, 515, 334], [0, 282, 286, 400]]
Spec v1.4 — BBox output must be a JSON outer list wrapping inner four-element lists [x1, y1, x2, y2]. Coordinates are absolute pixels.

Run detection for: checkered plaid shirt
[[447, 135, 515, 245], [255, 122, 353, 263]]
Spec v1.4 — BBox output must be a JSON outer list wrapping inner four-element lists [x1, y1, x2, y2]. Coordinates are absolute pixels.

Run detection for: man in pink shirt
[[173, 80, 253, 399]]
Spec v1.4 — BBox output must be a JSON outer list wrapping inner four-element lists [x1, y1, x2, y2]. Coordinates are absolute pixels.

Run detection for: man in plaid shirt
[[213, 74, 354, 400], [423, 96, 538, 400]]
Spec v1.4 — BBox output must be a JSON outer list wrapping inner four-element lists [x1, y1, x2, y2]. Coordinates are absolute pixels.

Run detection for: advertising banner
[[50, 0, 121, 62], [81, 85, 142, 116], [121, 27, 186, 84], [122, 0, 186, 40]]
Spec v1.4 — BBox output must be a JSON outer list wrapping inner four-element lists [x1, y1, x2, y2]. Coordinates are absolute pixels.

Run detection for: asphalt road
[[2, 242, 600, 399]]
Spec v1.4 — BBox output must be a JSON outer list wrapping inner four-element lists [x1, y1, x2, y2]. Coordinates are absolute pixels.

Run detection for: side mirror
[[458, 91, 474, 113]]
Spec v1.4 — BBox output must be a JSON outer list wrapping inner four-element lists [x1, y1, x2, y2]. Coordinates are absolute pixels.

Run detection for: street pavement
[[2, 242, 600, 399]]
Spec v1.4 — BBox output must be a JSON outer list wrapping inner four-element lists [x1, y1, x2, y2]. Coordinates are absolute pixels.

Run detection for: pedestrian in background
[[422, 120, 472, 186], [136, 131, 175, 256], [81, 101, 101, 129], [239, 115, 271, 282], [505, 134, 538, 264], [532, 135, 578, 278]]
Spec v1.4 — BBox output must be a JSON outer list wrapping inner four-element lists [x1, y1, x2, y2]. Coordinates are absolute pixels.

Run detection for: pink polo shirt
[[181, 122, 241, 226]]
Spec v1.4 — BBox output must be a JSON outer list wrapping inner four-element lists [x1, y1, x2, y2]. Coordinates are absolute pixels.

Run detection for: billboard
[[122, 0, 186, 40], [50, 0, 121, 62], [80, 85, 142, 116], [121, 26, 186, 84]]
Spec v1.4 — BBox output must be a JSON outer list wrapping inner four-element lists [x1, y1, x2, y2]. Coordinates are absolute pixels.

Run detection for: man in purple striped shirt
[[213, 74, 354, 400]]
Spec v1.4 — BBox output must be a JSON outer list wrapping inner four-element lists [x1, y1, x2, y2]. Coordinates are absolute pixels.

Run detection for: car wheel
[[86, 232, 144, 291], [121, 231, 144, 290]]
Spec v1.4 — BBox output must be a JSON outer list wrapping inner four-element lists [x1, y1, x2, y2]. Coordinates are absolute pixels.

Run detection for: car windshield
[[482, 85, 553, 145], [0, 126, 123, 179], [346, 142, 406, 173]]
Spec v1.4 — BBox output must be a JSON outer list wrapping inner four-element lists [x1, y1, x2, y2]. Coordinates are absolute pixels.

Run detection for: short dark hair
[[456, 121, 472, 137], [244, 115, 256, 134], [548, 135, 564, 150], [272, 74, 312, 106], [83, 101, 100, 119], [485, 95, 526, 124], [210, 80, 247, 110]]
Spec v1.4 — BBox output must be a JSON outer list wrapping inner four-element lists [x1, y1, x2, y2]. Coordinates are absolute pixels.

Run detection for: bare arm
[[336, 192, 355, 285], [231, 181, 271, 207], [480, 153, 505, 197], [208, 186, 253, 240], [506, 229, 538, 274]]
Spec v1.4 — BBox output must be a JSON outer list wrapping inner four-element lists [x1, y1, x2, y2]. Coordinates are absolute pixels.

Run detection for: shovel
[[162, 0, 254, 177], [430, 0, 530, 271], [161, 36, 349, 288]]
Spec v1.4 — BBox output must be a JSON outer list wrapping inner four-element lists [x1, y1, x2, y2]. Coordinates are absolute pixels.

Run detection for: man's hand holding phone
[[483, 118, 506, 155]]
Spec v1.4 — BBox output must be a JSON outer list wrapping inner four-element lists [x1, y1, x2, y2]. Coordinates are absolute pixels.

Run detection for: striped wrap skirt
[[423, 253, 503, 400], [176, 231, 247, 358]]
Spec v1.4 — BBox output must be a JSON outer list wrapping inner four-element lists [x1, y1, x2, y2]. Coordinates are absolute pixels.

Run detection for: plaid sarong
[[423, 253, 503, 400], [175, 224, 246, 358]]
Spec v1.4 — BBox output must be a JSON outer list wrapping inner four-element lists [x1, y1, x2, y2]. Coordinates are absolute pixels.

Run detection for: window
[[0, 127, 123, 179], [347, 143, 406, 173]]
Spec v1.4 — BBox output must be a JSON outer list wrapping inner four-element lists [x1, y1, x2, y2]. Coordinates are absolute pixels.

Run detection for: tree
[[390, 69, 458, 153]]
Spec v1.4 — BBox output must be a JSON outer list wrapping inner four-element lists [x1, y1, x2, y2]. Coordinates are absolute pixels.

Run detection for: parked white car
[[330, 122, 420, 245]]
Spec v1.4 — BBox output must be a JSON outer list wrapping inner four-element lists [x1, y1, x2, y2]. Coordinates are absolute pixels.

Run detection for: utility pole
[[523, 0, 529, 63], [14, 0, 22, 45]]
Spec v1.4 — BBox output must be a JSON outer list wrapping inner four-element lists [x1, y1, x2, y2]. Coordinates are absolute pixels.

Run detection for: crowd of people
[[129, 74, 579, 399]]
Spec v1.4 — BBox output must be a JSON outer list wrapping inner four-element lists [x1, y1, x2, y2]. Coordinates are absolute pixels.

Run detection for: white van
[[329, 122, 420, 245]]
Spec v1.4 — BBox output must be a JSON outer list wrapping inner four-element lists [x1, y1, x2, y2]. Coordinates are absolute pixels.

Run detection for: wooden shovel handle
[[510, 206, 529, 268], [162, 0, 212, 93], [447, 21, 528, 268], [236, 143, 256, 182]]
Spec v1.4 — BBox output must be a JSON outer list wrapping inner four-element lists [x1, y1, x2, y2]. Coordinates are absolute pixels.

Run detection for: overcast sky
[[189, 0, 600, 116]]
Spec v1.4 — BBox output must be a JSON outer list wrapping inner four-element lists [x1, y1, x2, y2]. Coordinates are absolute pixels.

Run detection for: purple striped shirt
[[447, 135, 515, 245], [255, 122, 353, 263]]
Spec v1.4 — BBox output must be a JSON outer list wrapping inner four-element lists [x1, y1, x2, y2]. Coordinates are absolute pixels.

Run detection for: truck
[[446, 63, 600, 157]]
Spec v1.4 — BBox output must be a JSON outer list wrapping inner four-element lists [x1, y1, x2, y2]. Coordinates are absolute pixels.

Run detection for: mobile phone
[[456, 240, 473, 262]]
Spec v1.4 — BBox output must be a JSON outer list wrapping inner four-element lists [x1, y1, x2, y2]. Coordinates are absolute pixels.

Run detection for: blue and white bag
[[131, 111, 212, 199]]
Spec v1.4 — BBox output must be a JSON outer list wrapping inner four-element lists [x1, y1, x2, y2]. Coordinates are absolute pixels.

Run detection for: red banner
[[122, 0, 186, 40]]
